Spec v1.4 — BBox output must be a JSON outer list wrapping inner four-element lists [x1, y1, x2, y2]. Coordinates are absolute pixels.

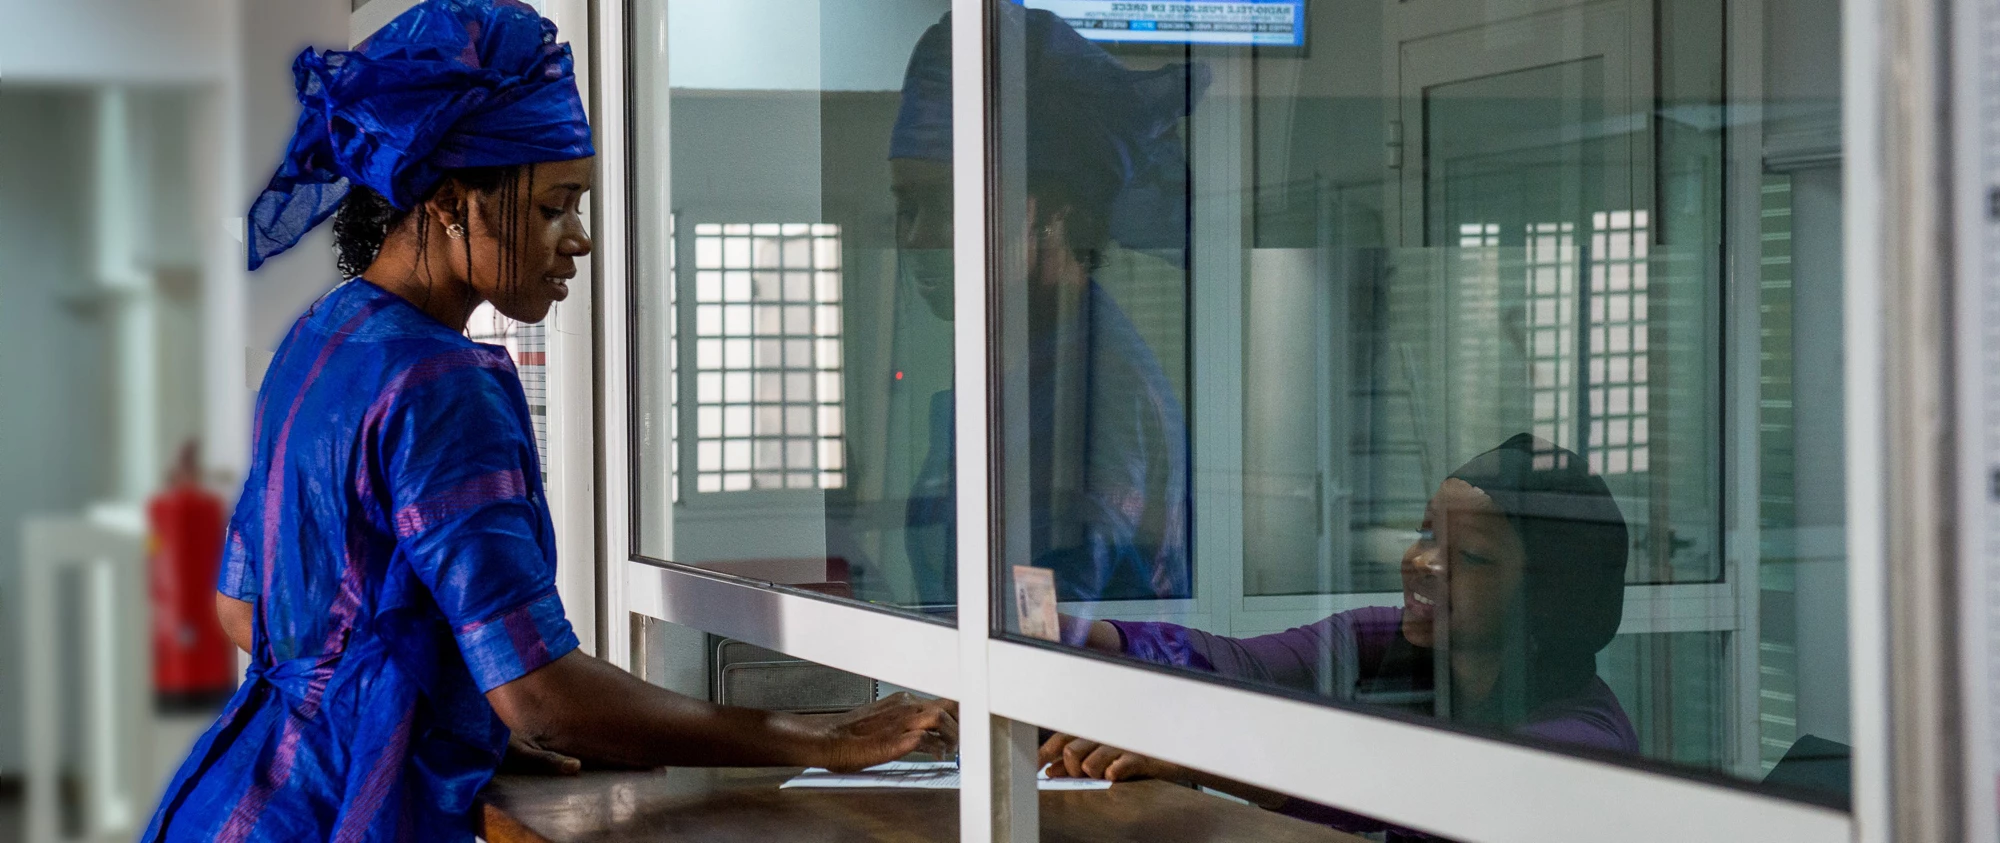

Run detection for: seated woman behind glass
[[1045, 433, 1636, 836]]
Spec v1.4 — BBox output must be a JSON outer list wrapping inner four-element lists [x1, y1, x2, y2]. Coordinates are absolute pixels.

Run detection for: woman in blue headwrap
[[896, 8, 1204, 610], [146, 3, 954, 841]]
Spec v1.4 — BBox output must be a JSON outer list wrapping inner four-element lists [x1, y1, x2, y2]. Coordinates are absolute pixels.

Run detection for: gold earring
[[446, 223, 467, 240]]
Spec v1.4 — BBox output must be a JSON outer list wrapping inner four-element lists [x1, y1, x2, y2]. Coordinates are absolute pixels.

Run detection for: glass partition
[[988, 0, 1850, 810], [631, 0, 960, 617]]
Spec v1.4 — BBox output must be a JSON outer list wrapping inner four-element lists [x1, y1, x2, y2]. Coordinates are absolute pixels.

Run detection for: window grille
[[1586, 210, 1650, 474], [690, 223, 846, 493], [466, 305, 549, 483]]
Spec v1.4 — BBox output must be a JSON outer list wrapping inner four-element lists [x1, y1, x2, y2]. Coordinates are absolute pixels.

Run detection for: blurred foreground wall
[[0, 87, 116, 788], [0, 0, 350, 791]]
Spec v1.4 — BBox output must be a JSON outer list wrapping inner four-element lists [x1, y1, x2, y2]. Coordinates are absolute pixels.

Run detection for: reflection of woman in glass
[[144, 5, 954, 841], [893, 8, 1205, 606], [1045, 434, 1636, 837]]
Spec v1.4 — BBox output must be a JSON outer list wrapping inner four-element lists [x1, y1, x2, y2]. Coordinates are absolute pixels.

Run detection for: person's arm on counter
[[1046, 613, 1372, 812], [1064, 610, 1369, 692], [221, 591, 954, 774], [1046, 616, 1291, 806], [487, 650, 958, 773]]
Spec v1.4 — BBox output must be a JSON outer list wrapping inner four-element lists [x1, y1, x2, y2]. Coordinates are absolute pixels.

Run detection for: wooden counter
[[478, 767, 1367, 843]]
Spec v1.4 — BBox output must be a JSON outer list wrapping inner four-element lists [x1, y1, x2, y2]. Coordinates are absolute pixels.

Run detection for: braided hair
[[330, 165, 515, 282]]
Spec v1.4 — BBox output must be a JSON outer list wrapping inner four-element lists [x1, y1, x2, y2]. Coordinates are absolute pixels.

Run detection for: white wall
[[1788, 165, 1849, 743], [0, 90, 114, 778], [0, 85, 219, 780], [0, 0, 233, 83], [668, 0, 947, 92], [242, 0, 354, 350], [1766, 0, 1849, 746], [0, 0, 349, 780]]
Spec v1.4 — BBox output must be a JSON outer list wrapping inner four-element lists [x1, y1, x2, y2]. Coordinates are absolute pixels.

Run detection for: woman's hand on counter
[[1038, 732, 1291, 809], [500, 733, 583, 776], [489, 652, 957, 773], [1038, 733, 1184, 783], [803, 693, 960, 773]]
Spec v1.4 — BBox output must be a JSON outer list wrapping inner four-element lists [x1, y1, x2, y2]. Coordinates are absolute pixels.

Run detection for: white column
[[95, 88, 163, 502]]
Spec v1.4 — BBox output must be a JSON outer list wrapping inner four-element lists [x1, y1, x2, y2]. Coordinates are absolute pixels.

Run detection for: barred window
[[466, 305, 549, 482], [1586, 210, 1649, 475], [1512, 213, 1650, 475], [690, 223, 846, 493], [1525, 220, 1579, 454]]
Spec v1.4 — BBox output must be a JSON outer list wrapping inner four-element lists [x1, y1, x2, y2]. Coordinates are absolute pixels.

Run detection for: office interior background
[[0, 0, 1994, 840]]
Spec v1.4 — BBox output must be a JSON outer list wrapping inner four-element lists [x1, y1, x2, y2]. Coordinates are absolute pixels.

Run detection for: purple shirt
[[1110, 606, 1637, 839]]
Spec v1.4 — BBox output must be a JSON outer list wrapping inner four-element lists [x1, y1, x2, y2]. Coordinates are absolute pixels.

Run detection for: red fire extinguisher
[[148, 442, 236, 710]]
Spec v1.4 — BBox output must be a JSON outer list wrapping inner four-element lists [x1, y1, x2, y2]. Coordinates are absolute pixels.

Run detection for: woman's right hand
[[1037, 732, 1186, 783], [1056, 614, 1125, 652], [804, 693, 960, 773], [1039, 731, 1292, 809]]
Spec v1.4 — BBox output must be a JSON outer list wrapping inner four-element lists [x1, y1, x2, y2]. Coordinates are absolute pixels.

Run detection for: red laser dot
[[894, 371, 904, 380]]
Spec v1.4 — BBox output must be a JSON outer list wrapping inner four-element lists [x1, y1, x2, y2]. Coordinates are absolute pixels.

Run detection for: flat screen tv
[[1013, 0, 1308, 49]]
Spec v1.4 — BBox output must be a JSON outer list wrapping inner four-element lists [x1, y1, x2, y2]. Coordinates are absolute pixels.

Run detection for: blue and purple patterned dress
[[144, 279, 578, 842]]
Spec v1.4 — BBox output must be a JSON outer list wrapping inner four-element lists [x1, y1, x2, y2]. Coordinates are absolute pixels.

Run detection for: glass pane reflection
[[990, 0, 1850, 817], [632, 0, 959, 616]]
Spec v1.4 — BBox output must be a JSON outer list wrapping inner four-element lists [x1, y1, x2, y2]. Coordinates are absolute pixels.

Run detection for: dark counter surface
[[478, 766, 1367, 843]]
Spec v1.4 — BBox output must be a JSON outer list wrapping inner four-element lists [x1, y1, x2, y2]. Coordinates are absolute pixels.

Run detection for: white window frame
[[1953, 0, 2000, 828], [591, 0, 1910, 840]]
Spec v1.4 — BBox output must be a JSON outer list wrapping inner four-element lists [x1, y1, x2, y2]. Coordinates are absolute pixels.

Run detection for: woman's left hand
[[500, 733, 582, 776], [1037, 732, 1184, 783]]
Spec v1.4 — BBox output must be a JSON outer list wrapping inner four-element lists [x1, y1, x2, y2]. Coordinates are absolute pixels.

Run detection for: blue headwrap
[[891, 8, 1208, 258], [247, 0, 595, 270]]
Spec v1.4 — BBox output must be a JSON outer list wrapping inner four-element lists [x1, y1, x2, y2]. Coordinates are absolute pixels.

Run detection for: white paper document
[[780, 760, 1113, 791]]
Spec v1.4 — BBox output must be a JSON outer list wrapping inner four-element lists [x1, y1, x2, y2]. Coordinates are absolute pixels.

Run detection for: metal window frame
[[987, 638, 1847, 843], [1869, 0, 1969, 830], [624, 562, 958, 698], [594, 0, 637, 669], [1952, 0, 2000, 832], [594, 0, 1918, 840]]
